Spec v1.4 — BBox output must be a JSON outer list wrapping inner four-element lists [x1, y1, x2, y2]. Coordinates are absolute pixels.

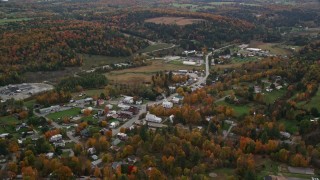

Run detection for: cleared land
[[139, 43, 173, 53], [249, 41, 291, 55], [81, 54, 129, 70], [216, 101, 251, 117], [106, 60, 201, 84], [145, 17, 204, 26], [0, 18, 32, 25]]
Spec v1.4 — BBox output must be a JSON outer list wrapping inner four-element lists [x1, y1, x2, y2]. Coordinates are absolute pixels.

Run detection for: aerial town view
[[0, 0, 319, 179]]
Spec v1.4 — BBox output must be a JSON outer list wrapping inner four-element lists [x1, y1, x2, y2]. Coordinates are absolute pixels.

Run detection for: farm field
[[106, 60, 201, 84], [144, 17, 205, 26]]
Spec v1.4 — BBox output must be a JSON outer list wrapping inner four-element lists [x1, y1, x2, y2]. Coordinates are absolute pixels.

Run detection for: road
[[34, 110, 81, 144]]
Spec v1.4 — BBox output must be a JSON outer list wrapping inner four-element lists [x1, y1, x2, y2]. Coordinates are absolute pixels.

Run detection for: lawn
[[24, 99, 36, 109], [46, 108, 81, 121], [278, 119, 299, 134], [139, 43, 173, 53], [216, 101, 251, 117], [80, 54, 128, 70], [0, 18, 33, 25], [264, 89, 286, 104]]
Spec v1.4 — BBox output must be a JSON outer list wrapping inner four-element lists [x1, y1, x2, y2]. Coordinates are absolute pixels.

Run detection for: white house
[[49, 134, 62, 142], [123, 96, 134, 104], [109, 121, 120, 129], [162, 101, 173, 109], [118, 103, 130, 110], [146, 112, 162, 123]]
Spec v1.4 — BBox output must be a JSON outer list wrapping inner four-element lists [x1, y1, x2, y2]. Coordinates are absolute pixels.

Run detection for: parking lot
[[0, 83, 54, 101]]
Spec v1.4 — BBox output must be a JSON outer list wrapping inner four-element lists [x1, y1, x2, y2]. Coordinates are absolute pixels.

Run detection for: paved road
[[34, 110, 81, 144]]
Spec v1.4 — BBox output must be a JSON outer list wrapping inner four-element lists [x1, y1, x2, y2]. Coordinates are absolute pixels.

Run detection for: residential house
[[162, 101, 173, 109], [109, 121, 120, 129], [146, 112, 162, 123], [91, 159, 102, 168], [123, 96, 134, 104]]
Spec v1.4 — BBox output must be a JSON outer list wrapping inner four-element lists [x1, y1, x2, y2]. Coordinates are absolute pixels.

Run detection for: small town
[[0, 0, 319, 179]]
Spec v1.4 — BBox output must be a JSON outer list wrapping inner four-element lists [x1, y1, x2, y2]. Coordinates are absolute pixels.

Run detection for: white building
[[123, 96, 134, 104], [109, 121, 120, 129], [246, 48, 262, 52], [49, 134, 62, 142], [183, 61, 197, 66], [162, 101, 173, 109], [146, 112, 162, 123]]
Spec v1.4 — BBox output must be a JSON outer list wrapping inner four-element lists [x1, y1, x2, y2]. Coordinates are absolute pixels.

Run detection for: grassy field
[[106, 60, 201, 84], [264, 89, 286, 104], [139, 43, 173, 53], [24, 99, 36, 109], [80, 54, 128, 70], [0, 116, 19, 125], [278, 119, 299, 134], [231, 56, 259, 63], [249, 41, 291, 55], [297, 87, 320, 111], [72, 89, 105, 100], [216, 101, 251, 117], [0, 18, 32, 25], [46, 108, 81, 121]]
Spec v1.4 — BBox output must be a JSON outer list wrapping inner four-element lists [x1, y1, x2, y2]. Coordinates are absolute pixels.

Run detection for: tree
[[55, 166, 73, 180], [93, 167, 101, 177], [22, 166, 38, 180]]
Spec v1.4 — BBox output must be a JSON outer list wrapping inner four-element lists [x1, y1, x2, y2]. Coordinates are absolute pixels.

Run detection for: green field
[[72, 89, 105, 100], [24, 99, 36, 109], [297, 87, 320, 111], [278, 119, 299, 134], [0, 116, 19, 125], [216, 101, 251, 117], [0, 18, 33, 25], [231, 56, 259, 63], [264, 89, 286, 104], [46, 108, 81, 120], [80, 54, 128, 70], [139, 43, 173, 53]]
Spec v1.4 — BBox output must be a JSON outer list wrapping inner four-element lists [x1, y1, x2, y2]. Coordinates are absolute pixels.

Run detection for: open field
[[297, 87, 320, 111], [46, 108, 81, 121], [249, 41, 291, 55], [24, 67, 80, 84], [256, 156, 279, 179], [81, 54, 129, 70], [216, 101, 251, 117], [264, 89, 286, 104], [0, 116, 19, 125], [145, 17, 204, 26], [139, 43, 173, 53], [72, 89, 105, 100], [0, 18, 32, 25], [278, 119, 298, 134], [106, 60, 202, 84]]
